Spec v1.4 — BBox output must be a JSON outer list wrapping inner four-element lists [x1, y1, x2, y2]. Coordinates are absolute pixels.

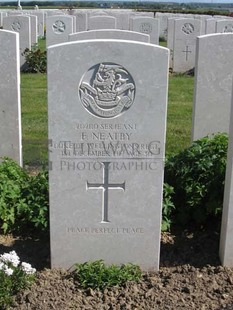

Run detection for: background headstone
[[69, 29, 150, 43], [192, 33, 233, 141], [88, 16, 116, 30], [3, 15, 31, 68], [216, 19, 233, 33], [75, 12, 87, 32], [173, 18, 201, 73], [205, 18, 216, 34], [219, 82, 233, 267], [46, 15, 73, 47], [0, 30, 22, 166], [130, 17, 159, 45], [33, 11, 44, 37], [28, 14, 38, 45], [48, 39, 169, 271]]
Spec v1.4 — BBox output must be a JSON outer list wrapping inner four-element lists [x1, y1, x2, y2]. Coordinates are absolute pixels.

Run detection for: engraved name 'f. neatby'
[[86, 162, 125, 223]]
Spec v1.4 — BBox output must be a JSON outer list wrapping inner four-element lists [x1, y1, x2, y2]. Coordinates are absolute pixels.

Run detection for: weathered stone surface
[[3, 15, 31, 68], [130, 17, 159, 44], [192, 33, 233, 141], [220, 82, 233, 267], [69, 29, 149, 42], [88, 16, 116, 30], [48, 39, 169, 271], [46, 15, 73, 47], [0, 30, 22, 166], [173, 18, 201, 73]]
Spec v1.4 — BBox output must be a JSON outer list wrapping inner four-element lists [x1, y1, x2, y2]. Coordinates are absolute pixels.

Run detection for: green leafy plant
[[0, 158, 49, 235], [162, 183, 175, 231], [164, 133, 228, 227], [0, 250, 36, 309], [22, 44, 47, 73], [74, 260, 142, 290]]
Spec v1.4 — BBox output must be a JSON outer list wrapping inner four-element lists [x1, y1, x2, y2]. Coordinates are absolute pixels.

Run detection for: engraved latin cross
[[182, 46, 192, 61], [86, 162, 125, 223]]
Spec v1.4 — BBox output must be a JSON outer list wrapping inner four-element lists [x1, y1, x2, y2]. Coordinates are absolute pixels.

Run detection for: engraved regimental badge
[[79, 63, 135, 119], [182, 23, 194, 35], [11, 21, 21, 32]]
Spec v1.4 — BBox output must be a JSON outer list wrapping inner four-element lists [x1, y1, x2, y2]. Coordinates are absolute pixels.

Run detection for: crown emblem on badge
[[79, 63, 135, 119]]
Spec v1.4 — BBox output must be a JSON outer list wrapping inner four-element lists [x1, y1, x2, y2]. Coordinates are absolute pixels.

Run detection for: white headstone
[[173, 18, 201, 73], [69, 29, 150, 43], [167, 18, 176, 68], [46, 15, 74, 47], [216, 19, 233, 33], [130, 17, 159, 45], [155, 12, 168, 38], [0, 30, 22, 166], [75, 12, 87, 32], [115, 13, 129, 30], [192, 33, 233, 141], [205, 18, 216, 34], [220, 84, 233, 267], [32, 11, 44, 37], [28, 15, 38, 45], [48, 39, 169, 271], [88, 16, 116, 30], [0, 12, 3, 27], [3, 15, 31, 68]]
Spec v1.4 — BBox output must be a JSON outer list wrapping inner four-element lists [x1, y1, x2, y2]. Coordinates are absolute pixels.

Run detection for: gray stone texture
[[205, 19, 216, 34], [32, 11, 44, 37], [69, 29, 150, 43], [3, 15, 31, 68], [46, 15, 74, 47], [192, 33, 233, 141], [48, 39, 169, 271], [0, 30, 22, 166], [130, 17, 159, 45], [216, 19, 233, 33], [28, 15, 38, 45], [88, 16, 116, 30], [173, 18, 201, 73], [74, 12, 87, 32], [219, 82, 233, 267]]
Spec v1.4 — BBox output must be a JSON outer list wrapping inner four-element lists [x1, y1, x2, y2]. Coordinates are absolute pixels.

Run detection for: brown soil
[[1, 229, 233, 310]]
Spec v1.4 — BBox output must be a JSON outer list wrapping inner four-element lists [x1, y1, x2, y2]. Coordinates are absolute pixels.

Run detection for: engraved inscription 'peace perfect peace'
[[79, 63, 135, 119]]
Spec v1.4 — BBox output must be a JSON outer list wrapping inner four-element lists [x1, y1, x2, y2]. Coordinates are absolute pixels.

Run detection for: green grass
[[37, 37, 46, 51], [21, 73, 47, 165], [167, 75, 194, 156]]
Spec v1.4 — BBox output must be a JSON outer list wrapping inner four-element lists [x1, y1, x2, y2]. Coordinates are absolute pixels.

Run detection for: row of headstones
[[2, 9, 233, 74], [1, 28, 233, 270], [44, 13, 233, 74], [167, 17, 233, 72], [0, 9, 159, 68], [1, 12, 43, 67]]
